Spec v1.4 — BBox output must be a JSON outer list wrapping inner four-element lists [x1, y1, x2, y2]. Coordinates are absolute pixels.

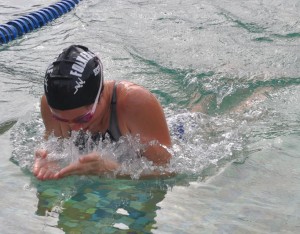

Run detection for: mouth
[[82, 127, 89, 132]]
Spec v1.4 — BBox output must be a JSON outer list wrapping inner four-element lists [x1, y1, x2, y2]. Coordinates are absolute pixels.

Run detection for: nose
[[69, 123, 83, 131]]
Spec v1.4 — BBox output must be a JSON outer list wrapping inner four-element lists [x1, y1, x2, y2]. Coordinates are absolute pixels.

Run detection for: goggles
[[51, 79, 102, 124]]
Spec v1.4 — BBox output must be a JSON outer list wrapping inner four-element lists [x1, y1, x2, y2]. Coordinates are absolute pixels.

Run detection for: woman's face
[[51, 104, 94, 131], [51, 91, 108, 133]]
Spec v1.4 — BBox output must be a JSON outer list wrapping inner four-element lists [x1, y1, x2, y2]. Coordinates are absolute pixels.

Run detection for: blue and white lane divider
[[0, 0, 81, 44]]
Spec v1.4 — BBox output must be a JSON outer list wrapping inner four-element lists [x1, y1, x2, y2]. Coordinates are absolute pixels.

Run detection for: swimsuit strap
[[107, 81, 122, 141]]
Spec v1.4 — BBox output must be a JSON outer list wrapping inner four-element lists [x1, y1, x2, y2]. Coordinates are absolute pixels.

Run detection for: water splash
[[167, 111, 247, 179], [10, 106, 250, 181], [10, 110, 44, 171]]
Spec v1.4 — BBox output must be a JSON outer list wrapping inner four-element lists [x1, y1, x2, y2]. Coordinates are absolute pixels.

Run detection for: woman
[[34, 45, 171, 180]]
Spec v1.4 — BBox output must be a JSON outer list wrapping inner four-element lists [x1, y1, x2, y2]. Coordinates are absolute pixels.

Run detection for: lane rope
[[0, 0, 81, 44]]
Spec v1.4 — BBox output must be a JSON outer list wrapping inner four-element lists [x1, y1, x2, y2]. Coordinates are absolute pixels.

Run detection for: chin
[[82, 127, 90, 132]]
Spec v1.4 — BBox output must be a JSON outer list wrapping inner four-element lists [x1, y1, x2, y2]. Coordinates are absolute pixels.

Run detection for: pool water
[[0, 0, 300, 233]]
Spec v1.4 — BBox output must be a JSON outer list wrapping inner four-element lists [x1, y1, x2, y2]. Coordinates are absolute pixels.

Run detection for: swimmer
[[34, 45, 171, 180]]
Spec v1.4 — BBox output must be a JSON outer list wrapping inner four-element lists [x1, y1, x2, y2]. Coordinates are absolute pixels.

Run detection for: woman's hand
[[33, 149, 61, 180], [54, 152, 119, 179], [34, 150, 119, 180]]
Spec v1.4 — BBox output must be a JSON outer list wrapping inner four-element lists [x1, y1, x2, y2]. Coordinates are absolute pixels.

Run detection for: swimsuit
[[74, 82, 122, 151], [106, 82, 122, 141]]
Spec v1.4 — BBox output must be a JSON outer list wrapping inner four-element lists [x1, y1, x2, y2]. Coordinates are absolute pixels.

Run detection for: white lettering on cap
[[70, 50, 95, 95], [93, 64, 100, 76], [45, 63, 54, 93], [74, 78, 85, 94], [70, 51, 95, 77], [46, 63, 54, 74]]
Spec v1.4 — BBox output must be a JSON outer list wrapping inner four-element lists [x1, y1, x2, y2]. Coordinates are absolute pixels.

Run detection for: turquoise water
[[1, 0, 300, 233]]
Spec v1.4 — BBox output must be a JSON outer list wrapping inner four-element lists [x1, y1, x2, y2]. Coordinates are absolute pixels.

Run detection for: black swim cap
[[44, 45, 104, 110]]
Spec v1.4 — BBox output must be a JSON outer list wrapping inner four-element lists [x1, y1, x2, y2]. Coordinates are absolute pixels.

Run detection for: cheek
[[96, 100, 107, 115]]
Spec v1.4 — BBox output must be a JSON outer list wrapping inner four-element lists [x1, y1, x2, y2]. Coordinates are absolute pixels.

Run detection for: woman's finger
[[35, 149, 47, 159], [42, 170, 55, 180], [79, 153, 101, 163], [37, 167, 48, 180], [56, 162, 81, 178]]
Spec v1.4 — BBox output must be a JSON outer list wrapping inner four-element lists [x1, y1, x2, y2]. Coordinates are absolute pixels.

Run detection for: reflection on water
[[35, 178, 176, 233]]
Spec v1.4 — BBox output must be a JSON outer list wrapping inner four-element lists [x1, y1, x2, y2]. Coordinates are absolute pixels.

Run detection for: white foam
[[113, 223, 129, 230], [116, 208, 129, 215]]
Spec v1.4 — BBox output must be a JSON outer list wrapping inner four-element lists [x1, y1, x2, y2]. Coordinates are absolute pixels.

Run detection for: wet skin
[[34, 81, 172, 180]]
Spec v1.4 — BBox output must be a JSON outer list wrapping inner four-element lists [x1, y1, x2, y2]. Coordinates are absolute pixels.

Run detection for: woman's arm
[[122, 86, 172, 165]]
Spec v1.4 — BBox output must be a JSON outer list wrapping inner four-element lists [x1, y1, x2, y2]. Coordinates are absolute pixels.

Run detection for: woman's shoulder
[[117, 81, 154, 103]]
